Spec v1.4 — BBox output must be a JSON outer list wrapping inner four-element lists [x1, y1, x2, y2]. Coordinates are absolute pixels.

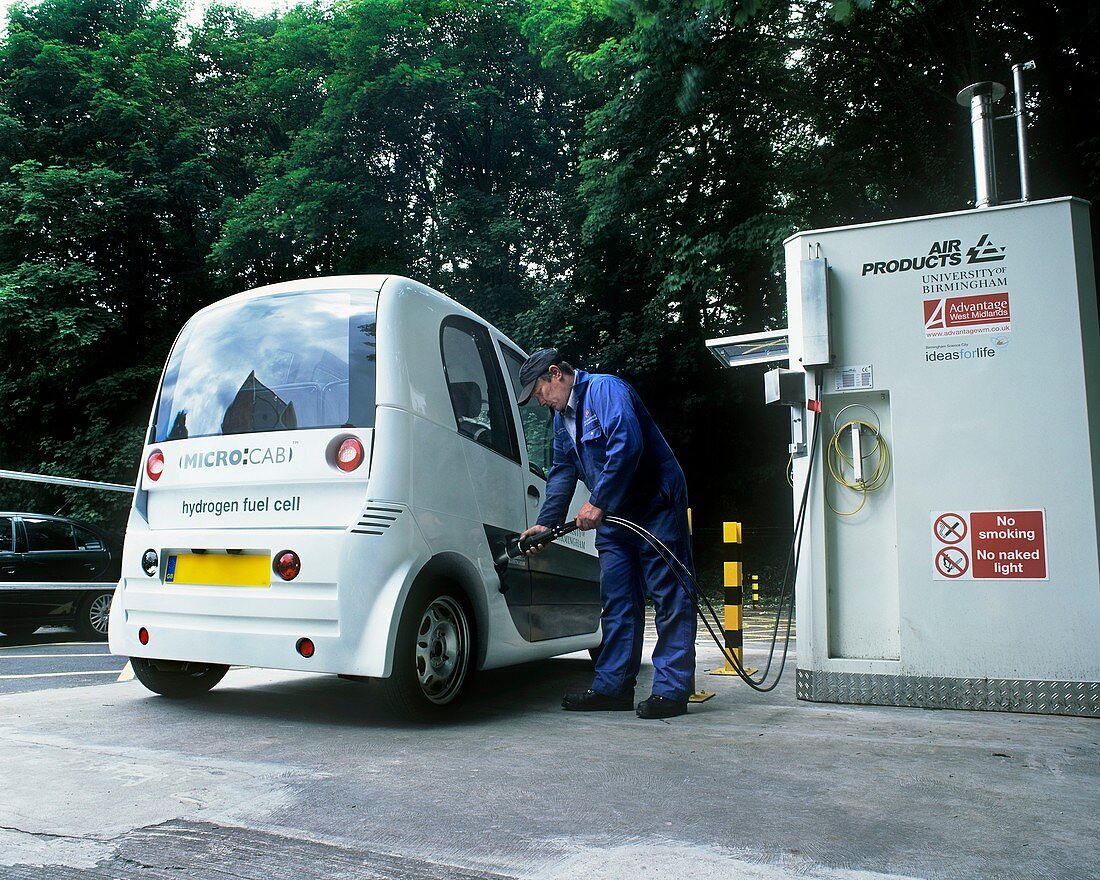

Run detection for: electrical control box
[[785, 197, 1100, 716], [764, 367, 805, 406], [798, 257, 832, 367]]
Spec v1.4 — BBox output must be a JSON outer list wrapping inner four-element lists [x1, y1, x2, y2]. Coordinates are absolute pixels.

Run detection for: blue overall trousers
[[537, 370, 697, 701]]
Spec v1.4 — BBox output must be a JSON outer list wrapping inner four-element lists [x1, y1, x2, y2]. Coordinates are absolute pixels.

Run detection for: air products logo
[[965, 233, 1006, 264], [179, 446, 294, 469], [862, 233, 1007, 276]]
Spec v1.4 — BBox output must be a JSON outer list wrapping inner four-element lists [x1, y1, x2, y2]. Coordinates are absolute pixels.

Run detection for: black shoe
[[561, 689, 633, 711], [636, 694, 688, 719]]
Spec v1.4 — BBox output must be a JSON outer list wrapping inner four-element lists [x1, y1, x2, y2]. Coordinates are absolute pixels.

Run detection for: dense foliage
[[1, 0, 1096, 575]]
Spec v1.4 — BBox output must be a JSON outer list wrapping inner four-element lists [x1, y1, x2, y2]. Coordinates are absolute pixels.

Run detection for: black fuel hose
[[527, 381, 822, 693], [611, 386, 821, 692], [605, 400, 819, 692]]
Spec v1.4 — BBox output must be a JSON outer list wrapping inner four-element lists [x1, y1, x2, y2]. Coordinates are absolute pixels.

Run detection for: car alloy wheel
[[78, 591, 114, 641]]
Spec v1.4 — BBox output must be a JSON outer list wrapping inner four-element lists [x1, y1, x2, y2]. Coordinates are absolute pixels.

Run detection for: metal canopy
[[705, 329, 790, 368]]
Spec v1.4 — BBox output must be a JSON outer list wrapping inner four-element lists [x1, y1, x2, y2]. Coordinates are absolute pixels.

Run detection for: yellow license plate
[[165, 553, 270, 587]]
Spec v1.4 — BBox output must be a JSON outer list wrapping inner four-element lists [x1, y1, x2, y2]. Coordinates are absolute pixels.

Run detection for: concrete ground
[[0, 635, 1096, 880]]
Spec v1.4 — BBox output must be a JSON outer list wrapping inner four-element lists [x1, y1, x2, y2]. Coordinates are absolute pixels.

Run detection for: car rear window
[[153, 290, 378, 442]]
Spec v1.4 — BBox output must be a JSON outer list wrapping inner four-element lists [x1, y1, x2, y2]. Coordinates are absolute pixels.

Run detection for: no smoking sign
[[933, 513, 967, 544], [930, 509, 1047, 580]]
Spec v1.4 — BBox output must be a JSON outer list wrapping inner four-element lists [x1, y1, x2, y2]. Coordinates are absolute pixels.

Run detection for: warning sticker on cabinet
[[930, 509, 1047, 580]]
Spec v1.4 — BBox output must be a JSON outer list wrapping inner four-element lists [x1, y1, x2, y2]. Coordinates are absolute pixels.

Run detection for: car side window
[[500, 345, 554, 479], [74, 527, 104, 551], [440, 318, 519, 462], [24, 519, 76, 552], [0, 517, 12, 553]]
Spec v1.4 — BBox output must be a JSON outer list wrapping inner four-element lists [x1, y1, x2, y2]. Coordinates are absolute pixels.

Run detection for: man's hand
[[575, 502, 605, 531], [518, 524, 550, 555]]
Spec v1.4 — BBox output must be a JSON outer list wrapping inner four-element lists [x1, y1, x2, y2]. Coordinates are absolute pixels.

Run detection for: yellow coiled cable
[[825, 418, 891, 516]]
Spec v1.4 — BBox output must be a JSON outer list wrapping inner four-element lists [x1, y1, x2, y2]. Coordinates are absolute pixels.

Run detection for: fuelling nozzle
[[506, 520, 580, 558]]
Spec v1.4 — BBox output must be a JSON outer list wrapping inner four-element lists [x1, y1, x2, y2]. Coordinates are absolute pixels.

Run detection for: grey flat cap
[[517, 348, 562, 405]]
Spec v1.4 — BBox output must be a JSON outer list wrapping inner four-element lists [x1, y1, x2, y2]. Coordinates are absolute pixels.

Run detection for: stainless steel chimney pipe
[[956, 81, 1006, 208], [1012, 61, 1037, 202]]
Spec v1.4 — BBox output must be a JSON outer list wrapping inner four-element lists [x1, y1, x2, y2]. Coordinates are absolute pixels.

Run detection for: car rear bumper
[[109, 515, 429, 677]]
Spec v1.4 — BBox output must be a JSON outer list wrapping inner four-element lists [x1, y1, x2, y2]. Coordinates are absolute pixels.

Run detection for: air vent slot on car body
[[351, 505, 403, 536]]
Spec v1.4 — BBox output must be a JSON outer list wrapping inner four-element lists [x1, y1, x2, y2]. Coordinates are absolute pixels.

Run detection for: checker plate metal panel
[[796, 668, 1100, 717]]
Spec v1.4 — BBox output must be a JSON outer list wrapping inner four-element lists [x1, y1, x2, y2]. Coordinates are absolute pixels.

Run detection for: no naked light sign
[[930, 509, 1047, 580]]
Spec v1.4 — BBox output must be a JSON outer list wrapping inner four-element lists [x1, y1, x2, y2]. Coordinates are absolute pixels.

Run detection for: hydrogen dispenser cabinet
[[778, 197, 1100, 716]]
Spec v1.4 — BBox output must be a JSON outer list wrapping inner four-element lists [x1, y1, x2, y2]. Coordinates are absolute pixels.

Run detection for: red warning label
[[930, 509, 1047, 580], [924, 292, 1011, 338], [970, 511, 1046, 578]]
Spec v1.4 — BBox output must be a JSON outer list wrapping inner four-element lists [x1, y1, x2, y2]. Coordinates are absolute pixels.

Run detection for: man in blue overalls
[[517, 349, 697, 719]]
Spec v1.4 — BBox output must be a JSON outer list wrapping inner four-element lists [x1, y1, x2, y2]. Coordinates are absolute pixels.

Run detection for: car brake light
[[146, 450, 165, 481], [274, 550, 301, 581], [336, 437, 364, 472]]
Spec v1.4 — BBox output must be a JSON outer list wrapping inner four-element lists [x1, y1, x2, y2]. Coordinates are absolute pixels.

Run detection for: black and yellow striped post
[[710, 521, 757, 677], [751, 574, 760, 605]]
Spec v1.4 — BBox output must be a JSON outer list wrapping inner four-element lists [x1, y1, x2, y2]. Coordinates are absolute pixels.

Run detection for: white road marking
[[0, 653, 112, 659], [0, 641, 102, 650], [0, 670, 123, 680], [117, 661, 135, 682]]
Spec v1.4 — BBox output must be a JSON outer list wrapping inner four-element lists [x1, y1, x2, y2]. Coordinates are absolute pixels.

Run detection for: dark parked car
[[0, 512, 121, 640]]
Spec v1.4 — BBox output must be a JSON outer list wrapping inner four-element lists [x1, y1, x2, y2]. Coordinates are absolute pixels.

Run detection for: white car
[[109, 276, 601, 716]]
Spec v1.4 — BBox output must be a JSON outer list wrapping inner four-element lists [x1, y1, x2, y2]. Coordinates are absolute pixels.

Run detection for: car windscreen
[[152, 290, 378, 442]]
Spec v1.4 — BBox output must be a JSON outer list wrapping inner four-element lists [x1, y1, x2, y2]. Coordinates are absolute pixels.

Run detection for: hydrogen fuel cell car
[[108, 276, 601, 715]]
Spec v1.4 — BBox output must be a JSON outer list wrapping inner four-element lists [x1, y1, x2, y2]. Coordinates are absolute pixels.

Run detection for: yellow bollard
[[710, 521, 758, 677], [751, 573, 760, 604]]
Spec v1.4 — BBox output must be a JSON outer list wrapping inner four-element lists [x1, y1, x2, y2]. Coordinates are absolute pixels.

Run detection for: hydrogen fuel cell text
[[181, 495, 302, 517], [930, 509, 1047, 580]]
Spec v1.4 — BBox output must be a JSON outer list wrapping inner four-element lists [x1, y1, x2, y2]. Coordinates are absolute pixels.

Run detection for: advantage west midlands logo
[[861, 233, 1007, 275]]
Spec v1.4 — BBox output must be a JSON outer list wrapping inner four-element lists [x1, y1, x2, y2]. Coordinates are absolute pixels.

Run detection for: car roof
[[0, 512, 105, 530], [187, 274, 391, 320]]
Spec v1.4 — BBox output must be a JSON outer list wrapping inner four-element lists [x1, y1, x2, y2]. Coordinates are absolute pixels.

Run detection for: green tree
[[789, 0, 1100, 226], [0, 0, 218, 524], [522, 0, 809, 543], [209, 0, 583, 335], [521, 0, 1099, 577], [0, 0, 1095, 557]]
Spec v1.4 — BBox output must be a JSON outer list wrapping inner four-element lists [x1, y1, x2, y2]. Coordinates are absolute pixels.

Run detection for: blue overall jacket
[[536, 370, 688, 539]]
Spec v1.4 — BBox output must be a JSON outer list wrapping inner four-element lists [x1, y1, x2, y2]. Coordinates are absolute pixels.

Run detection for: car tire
[[77, 591, 114, 641], [131, 657, 229, 698], [0, 623, 40, 637], [381, 581, 474, 719]]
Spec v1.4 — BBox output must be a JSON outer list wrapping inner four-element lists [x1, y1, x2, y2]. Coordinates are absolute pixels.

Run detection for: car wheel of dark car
[[131, 657, 229, 698], [77, 590, 114, 641], [0, 622, 40, 637]]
